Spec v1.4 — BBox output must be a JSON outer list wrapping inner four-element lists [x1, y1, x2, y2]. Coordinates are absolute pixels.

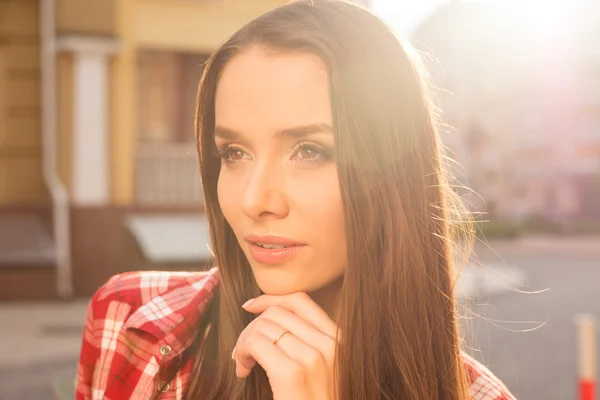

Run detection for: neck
[[308, 275, 344, 320]]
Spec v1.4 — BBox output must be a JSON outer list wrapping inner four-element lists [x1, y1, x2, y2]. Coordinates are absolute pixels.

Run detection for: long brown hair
[[186, 1, 472, 398]]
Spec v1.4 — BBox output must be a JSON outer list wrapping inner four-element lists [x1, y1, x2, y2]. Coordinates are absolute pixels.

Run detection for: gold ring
[[273, 329, 291, 345]]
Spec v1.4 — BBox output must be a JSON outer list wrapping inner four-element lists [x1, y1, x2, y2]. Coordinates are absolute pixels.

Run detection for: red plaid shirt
[[75, 268, 516, 399]]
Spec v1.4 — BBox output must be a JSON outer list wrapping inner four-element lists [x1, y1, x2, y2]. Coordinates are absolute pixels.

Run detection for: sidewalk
[[0, 300, 88, 368], [0, 235, 598, 398], [2, 235, 598, 369], [0, 300, 88, 400]]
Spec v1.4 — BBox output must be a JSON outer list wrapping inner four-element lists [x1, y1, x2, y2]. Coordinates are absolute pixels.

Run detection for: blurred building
[[0, 0, 288, 300], [413, 0, 600, 222]]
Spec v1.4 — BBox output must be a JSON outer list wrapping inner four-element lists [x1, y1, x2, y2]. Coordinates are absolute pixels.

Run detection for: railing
[[135, 142, 204, 206]]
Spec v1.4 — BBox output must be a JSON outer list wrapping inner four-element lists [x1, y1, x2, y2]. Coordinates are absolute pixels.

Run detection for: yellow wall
[[57, 0, 117, 36], [110, 0, 137, 205], [0, 0, 45, 205], [110, 0, 287, 204], [0, 0, 287, 206], [134, 0, 288, 52]]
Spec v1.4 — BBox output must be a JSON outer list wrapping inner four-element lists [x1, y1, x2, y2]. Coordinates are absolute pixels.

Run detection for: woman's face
[[215, 47, 346, 295]]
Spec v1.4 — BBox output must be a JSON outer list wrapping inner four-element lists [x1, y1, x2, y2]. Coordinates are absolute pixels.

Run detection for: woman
[[76, 1, 516, 399]]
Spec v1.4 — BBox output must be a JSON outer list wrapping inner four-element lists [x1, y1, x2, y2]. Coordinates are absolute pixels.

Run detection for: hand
[[232, 292, 338, 400]]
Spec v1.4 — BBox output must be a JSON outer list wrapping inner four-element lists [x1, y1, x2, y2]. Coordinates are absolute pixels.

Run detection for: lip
[[245, 234, 306, 265], [245, 234, 303, 246]]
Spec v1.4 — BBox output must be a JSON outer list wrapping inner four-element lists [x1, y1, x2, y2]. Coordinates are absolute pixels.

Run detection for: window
[[137, 51, 209, 143]]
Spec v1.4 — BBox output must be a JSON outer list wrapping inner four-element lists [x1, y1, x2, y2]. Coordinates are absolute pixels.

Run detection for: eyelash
[[214, 145, 247, 164], [291, 142, 334, 163], [214, 142, 333, 165]]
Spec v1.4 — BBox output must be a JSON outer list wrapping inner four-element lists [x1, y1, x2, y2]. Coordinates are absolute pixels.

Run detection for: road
[[467, 241, 600, 400], [0, 237, 598, 399]]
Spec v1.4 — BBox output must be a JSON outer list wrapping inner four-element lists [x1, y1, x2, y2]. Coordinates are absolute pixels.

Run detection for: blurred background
[[0, 0, 599, 398]]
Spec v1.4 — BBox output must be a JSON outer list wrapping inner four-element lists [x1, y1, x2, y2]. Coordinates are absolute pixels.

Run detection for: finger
[[260, 306, 336, 365], [233, 316, 263, 368], [235, 317, 295, 374], [243, 292, 338, 338], [237, 317, 327, 393], [234, 327, 297, 380], [272, 328, 329, 378]]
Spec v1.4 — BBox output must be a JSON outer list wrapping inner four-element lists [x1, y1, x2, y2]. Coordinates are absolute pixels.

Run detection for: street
[[0, 237, 598, 400], [467, 239, 600, 400]]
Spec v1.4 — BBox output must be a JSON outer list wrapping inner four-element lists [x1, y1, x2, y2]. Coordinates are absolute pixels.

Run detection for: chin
[[251, 267, 318, 296], [251, 265, 341, 297]]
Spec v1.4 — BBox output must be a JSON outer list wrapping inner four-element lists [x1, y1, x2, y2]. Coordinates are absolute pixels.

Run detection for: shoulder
[[462, 353, 516, 400], [82, 268, 220, 344], [88, 268, 219, 320], [75, 268, 219, 399]]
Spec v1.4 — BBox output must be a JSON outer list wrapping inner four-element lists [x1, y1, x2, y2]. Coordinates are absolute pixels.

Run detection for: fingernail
[[231, 346, 236, 360], [242, 298, 255, 308]]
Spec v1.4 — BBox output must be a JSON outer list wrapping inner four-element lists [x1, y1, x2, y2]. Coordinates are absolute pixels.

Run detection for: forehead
[[214, 47, 332, 132]]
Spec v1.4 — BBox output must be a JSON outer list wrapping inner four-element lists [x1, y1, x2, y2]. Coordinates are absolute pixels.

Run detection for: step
[[125, 213, 212, 263], [0, 214, 55, 267]]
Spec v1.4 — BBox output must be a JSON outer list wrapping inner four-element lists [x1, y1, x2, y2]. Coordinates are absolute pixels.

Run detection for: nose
[[241, 161, 289, 220]]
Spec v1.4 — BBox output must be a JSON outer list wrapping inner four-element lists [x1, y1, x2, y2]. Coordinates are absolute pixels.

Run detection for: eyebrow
[[214, 123, 333, 141]]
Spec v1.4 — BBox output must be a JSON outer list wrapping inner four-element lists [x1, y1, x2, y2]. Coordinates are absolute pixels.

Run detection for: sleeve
[[74, 285, 107, 400], [463, 353, 517, 400]]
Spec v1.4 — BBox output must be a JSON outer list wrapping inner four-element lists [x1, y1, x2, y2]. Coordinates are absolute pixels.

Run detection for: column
[[57, 36, 119, 205]]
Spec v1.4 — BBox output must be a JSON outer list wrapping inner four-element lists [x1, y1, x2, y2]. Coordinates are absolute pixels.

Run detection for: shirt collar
[[124, 267, 220, 356]]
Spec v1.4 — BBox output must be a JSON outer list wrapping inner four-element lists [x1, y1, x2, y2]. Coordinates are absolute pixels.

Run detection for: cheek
[[217, 170, 241, 224], [293, 168, 346, 246], [308, 175, 347, 278]]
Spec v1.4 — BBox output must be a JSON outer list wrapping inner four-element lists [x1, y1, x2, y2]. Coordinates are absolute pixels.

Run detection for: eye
[[290, 143, 333, 163], [298, 145, 318, 160], [216, 145, 250, 164]]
